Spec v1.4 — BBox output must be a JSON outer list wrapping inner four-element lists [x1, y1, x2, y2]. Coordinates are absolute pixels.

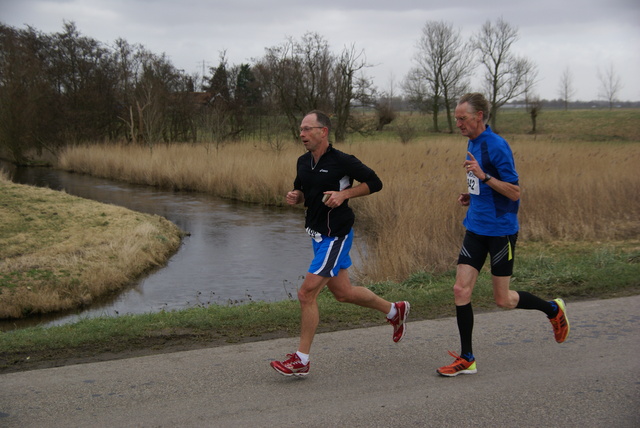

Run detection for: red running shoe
[[270, 353, 310, 377], [388, 301, 410, 343]]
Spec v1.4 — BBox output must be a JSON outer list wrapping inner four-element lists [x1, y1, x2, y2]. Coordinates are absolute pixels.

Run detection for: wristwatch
[[482, 174, 492, 183]]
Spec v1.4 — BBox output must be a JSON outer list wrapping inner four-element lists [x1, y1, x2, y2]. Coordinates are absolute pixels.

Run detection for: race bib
[[467, 171, 480, 195]]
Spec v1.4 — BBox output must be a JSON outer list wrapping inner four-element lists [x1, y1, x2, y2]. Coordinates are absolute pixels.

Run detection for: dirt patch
[[0, 330, 293, 374], [0, 318, 391, 374]]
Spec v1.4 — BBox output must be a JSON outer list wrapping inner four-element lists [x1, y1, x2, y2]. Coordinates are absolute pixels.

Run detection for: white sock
[[296, 351, 309, 365], [386, 303, 397, 320]]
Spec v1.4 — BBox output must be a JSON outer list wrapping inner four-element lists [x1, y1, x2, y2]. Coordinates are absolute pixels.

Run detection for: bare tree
[[437, 27, 473, 133], [408, 21, 472, 133], [523, 73, 542, 134], [373, 75, 397, 131], [255, 33, 373, 141], [51, 22, 120, 142], [0, 25, 59, 163], [256, 33, 333, 139], [401, 68, 431, 114], [0, 21, 205, 151], [557, 66, 576, 110], [412, 22, 444, 132], [333, 43, 370, 142], [598, 63, 623, 110], [473, 17, 537, 130], [374, 99, 396, 131], [526, 95, 543, 134]]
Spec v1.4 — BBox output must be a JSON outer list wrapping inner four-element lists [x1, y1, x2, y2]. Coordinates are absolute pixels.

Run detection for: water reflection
[[1, 162, 348, 329]]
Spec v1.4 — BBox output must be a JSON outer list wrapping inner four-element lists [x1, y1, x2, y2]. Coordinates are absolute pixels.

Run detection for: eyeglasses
[[455, 113, 477, 122], [299, 126, 325, 133]]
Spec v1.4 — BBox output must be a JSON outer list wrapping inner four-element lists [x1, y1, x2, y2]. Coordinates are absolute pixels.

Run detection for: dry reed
[[58, 142, 297, 205], [58, 136, 639, 283], [353, 136, 639, 281]]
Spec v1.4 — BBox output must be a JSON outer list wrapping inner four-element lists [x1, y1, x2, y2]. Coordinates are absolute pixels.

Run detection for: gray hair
[[458, 93, 490, 124]]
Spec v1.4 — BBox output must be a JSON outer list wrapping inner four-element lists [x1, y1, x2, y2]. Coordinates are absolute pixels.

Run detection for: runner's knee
[[297, 287, 318, 305], [453, 283, 472, 301]]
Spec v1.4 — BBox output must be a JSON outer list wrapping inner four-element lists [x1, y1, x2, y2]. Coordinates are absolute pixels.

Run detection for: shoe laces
[[550, 310, 564, 326], [447, 350, 473, 364], [283, 353, 300, 364], [447, 350, 463, 360], [388, 308, 403, 325]]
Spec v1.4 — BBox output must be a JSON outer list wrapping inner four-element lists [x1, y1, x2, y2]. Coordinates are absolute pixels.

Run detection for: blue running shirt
[[464, 126, 519, 236]]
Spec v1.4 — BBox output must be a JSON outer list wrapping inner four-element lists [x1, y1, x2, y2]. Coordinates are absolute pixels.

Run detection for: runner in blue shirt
[[270, 110, 410, 377], [437, 93, 570, 377]]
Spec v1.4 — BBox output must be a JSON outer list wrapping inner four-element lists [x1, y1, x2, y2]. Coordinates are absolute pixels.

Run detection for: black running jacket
[[293, 145, 383, 237]]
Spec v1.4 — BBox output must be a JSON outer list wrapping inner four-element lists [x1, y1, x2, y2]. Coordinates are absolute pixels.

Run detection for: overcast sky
[[2, 0, 639, 101]]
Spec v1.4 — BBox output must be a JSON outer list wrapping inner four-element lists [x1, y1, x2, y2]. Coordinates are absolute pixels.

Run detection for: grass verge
[[1, 239, 638, 374]]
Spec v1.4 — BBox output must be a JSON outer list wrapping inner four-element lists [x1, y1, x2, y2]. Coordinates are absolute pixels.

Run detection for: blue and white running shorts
[[308, 228, 354, 277]]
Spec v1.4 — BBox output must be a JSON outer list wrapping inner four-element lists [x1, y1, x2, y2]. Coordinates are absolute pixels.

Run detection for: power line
[[197, 60, 211, 77]]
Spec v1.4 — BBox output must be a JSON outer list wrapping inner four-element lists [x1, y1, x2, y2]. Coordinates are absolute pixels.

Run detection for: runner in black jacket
[[270, 110, 410, 377], [294, 143, 382, 238]]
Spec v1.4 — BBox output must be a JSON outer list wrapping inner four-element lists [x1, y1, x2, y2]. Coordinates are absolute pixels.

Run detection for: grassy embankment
[[1, 108, 639, 372], [0, 172, 184, 319]]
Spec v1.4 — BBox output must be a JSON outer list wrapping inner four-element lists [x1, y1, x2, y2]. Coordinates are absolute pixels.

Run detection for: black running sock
[[456, 303, 474, 361], [516, 291, 557, 318]]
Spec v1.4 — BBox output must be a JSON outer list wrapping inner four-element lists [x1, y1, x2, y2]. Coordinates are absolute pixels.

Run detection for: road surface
[[1, 295, 638, 427]]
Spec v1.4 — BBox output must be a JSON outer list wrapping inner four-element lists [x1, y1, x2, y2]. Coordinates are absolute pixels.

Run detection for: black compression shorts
[[457, 231, 518, 277]]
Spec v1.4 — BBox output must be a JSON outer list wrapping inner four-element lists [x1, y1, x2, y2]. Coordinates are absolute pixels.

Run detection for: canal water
[[1, 162, 354, 329]]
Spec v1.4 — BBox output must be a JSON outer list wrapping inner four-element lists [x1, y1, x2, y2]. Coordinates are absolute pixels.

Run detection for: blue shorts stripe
[[309, 229, 353, 277]]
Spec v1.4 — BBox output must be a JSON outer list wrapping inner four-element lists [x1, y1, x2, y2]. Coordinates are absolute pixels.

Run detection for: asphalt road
[[1, 295, 639, 427]]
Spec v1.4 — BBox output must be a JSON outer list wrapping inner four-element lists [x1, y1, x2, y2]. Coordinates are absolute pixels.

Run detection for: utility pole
[[197, 60, 211, 91]]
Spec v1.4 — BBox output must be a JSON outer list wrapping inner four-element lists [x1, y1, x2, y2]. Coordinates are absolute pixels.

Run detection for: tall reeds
[[352, 136, 639, 281], [58, 136, 639, 283], [59, 142, 297, 205]]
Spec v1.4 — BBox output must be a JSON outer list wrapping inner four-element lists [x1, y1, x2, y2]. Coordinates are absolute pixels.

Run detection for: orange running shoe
[[549, 298, 570, 343], [437, 351, 477, 377]]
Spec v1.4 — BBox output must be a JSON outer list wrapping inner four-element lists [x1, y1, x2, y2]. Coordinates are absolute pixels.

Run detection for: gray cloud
[[2, 0, 639, 100]]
